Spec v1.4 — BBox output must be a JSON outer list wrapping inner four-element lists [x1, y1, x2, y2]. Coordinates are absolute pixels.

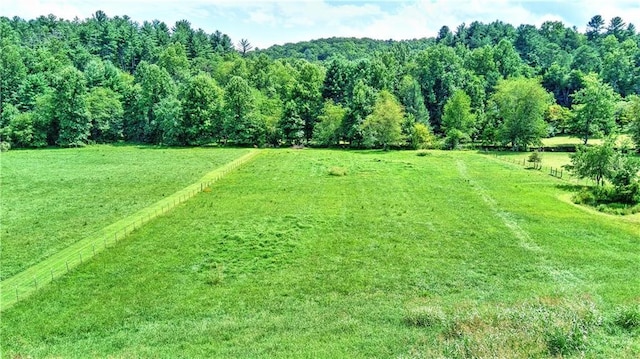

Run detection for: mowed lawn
[[0, 146, 249, 280], [1, 149, 639, 357]]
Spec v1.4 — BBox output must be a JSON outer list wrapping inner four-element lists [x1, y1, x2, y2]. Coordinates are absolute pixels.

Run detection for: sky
[[2, 0, 640, 49]]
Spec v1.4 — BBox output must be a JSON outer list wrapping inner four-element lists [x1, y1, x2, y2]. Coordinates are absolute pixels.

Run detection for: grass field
[[1, 148, 639, 357], [492, 151, 572, 170], [0, 146, 249, 280]]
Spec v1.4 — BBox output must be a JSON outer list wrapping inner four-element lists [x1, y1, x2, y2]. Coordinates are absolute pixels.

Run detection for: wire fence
[[489, 152, 593, 185], [0, 149, 262, 311]]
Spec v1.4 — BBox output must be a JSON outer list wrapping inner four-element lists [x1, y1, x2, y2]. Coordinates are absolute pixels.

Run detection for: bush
[[527, 151, 542, 169], [410, 122, 434, 150], [0, 141, 10, 152], [572, 189, 597, 206]]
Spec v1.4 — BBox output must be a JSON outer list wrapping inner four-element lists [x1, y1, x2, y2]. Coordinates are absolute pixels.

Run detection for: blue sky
[[3, 1, 639, 49]]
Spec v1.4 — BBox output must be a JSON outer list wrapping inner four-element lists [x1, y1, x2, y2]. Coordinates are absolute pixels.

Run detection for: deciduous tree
[[570, 73, 617, 145], [491, 77, 551, 151], [52, 66, 91, 146], [313, 100, 346, 146], [442, 90, 476, 149], [181, 74, 224, 145], [361, 90, 404, 150]]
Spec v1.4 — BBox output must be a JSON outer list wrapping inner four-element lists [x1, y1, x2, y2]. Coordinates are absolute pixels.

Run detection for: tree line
[[1, 11, 640, 151]]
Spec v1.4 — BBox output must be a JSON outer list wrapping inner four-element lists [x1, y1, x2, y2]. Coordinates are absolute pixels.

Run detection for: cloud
[[2, 0, 640, 49]]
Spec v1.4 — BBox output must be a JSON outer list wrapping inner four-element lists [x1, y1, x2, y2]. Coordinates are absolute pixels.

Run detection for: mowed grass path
[[2, 149, 638, 357], [0, 146, 249, 279]]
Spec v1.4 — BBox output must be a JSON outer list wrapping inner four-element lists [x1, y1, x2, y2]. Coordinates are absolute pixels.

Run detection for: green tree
[[0, 41, 27, 118], [600, 36, 639, 97], [52, 66, 90, 146], [565, 141, 615, 186], [415, 45, 467, 131], [572, 45, 601, 74], [322, 57, 354, 105], [361, 90, 404, 150], [85, 87, 124, 142], [31, 91, 56, 147], [606, 16, 627, 39], [410, 122, 434, 150], [609, 153, 640, 203], [132, 61, 176, 143], [157, 42, 190, 83], [238, 39, 252, 56], [545, 104, 573, 136], [290, 61, 324, 141], [493, 39, 523, 79], [313, 100, 346, 146], [279, 100, 305, 145], [17, 73, 49, 112], [154, 95, 183, 145], [570, 73, 617, 145], [0, 103, 19, 145], [223, 76, 262, 145], [181, 74, 225, 145], [84, 58, 107, 88], [627, 95, 640, 150], [491, 77, 551, 151], [441, 90, 476, 149], [343, 79, 377, 146], [254, 90, 283, 146], [397, 75, 429, 128], [586, 15, 605, 40]]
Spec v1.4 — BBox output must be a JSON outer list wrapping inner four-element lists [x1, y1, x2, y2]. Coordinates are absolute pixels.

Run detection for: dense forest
[[1, 11, 640, 151]]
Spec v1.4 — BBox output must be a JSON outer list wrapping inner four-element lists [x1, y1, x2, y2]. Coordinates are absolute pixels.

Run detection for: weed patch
[[328, 166, 348, 176], [613, 304, 640, 331], [404, 306, 446, 328]]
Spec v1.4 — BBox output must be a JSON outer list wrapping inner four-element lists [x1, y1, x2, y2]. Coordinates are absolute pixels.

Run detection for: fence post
[[66, 261, 69, 272], [34, 276, 37, 289]]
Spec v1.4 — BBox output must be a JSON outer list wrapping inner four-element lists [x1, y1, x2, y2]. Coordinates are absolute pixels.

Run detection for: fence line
[[489, 152, 592, 185], [0, 149, 262, 311]]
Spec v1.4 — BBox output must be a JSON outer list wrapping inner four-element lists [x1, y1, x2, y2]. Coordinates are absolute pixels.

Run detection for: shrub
[[572, 189, 597, 206], [410, 122, 434, 150], [527, 151, 542, 169], [0, 141, 10, 152]]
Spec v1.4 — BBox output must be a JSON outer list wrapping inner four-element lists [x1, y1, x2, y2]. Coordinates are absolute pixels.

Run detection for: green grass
[[492, 151, 572, 169], [1, 149, 639, 357], [541, 135, 634, 149], [542, 136, 603, 147], [0, 145, 249, 280]]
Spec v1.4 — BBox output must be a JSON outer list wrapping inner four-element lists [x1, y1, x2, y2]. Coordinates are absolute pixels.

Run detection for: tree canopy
[[0, 12, 639, 150]]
